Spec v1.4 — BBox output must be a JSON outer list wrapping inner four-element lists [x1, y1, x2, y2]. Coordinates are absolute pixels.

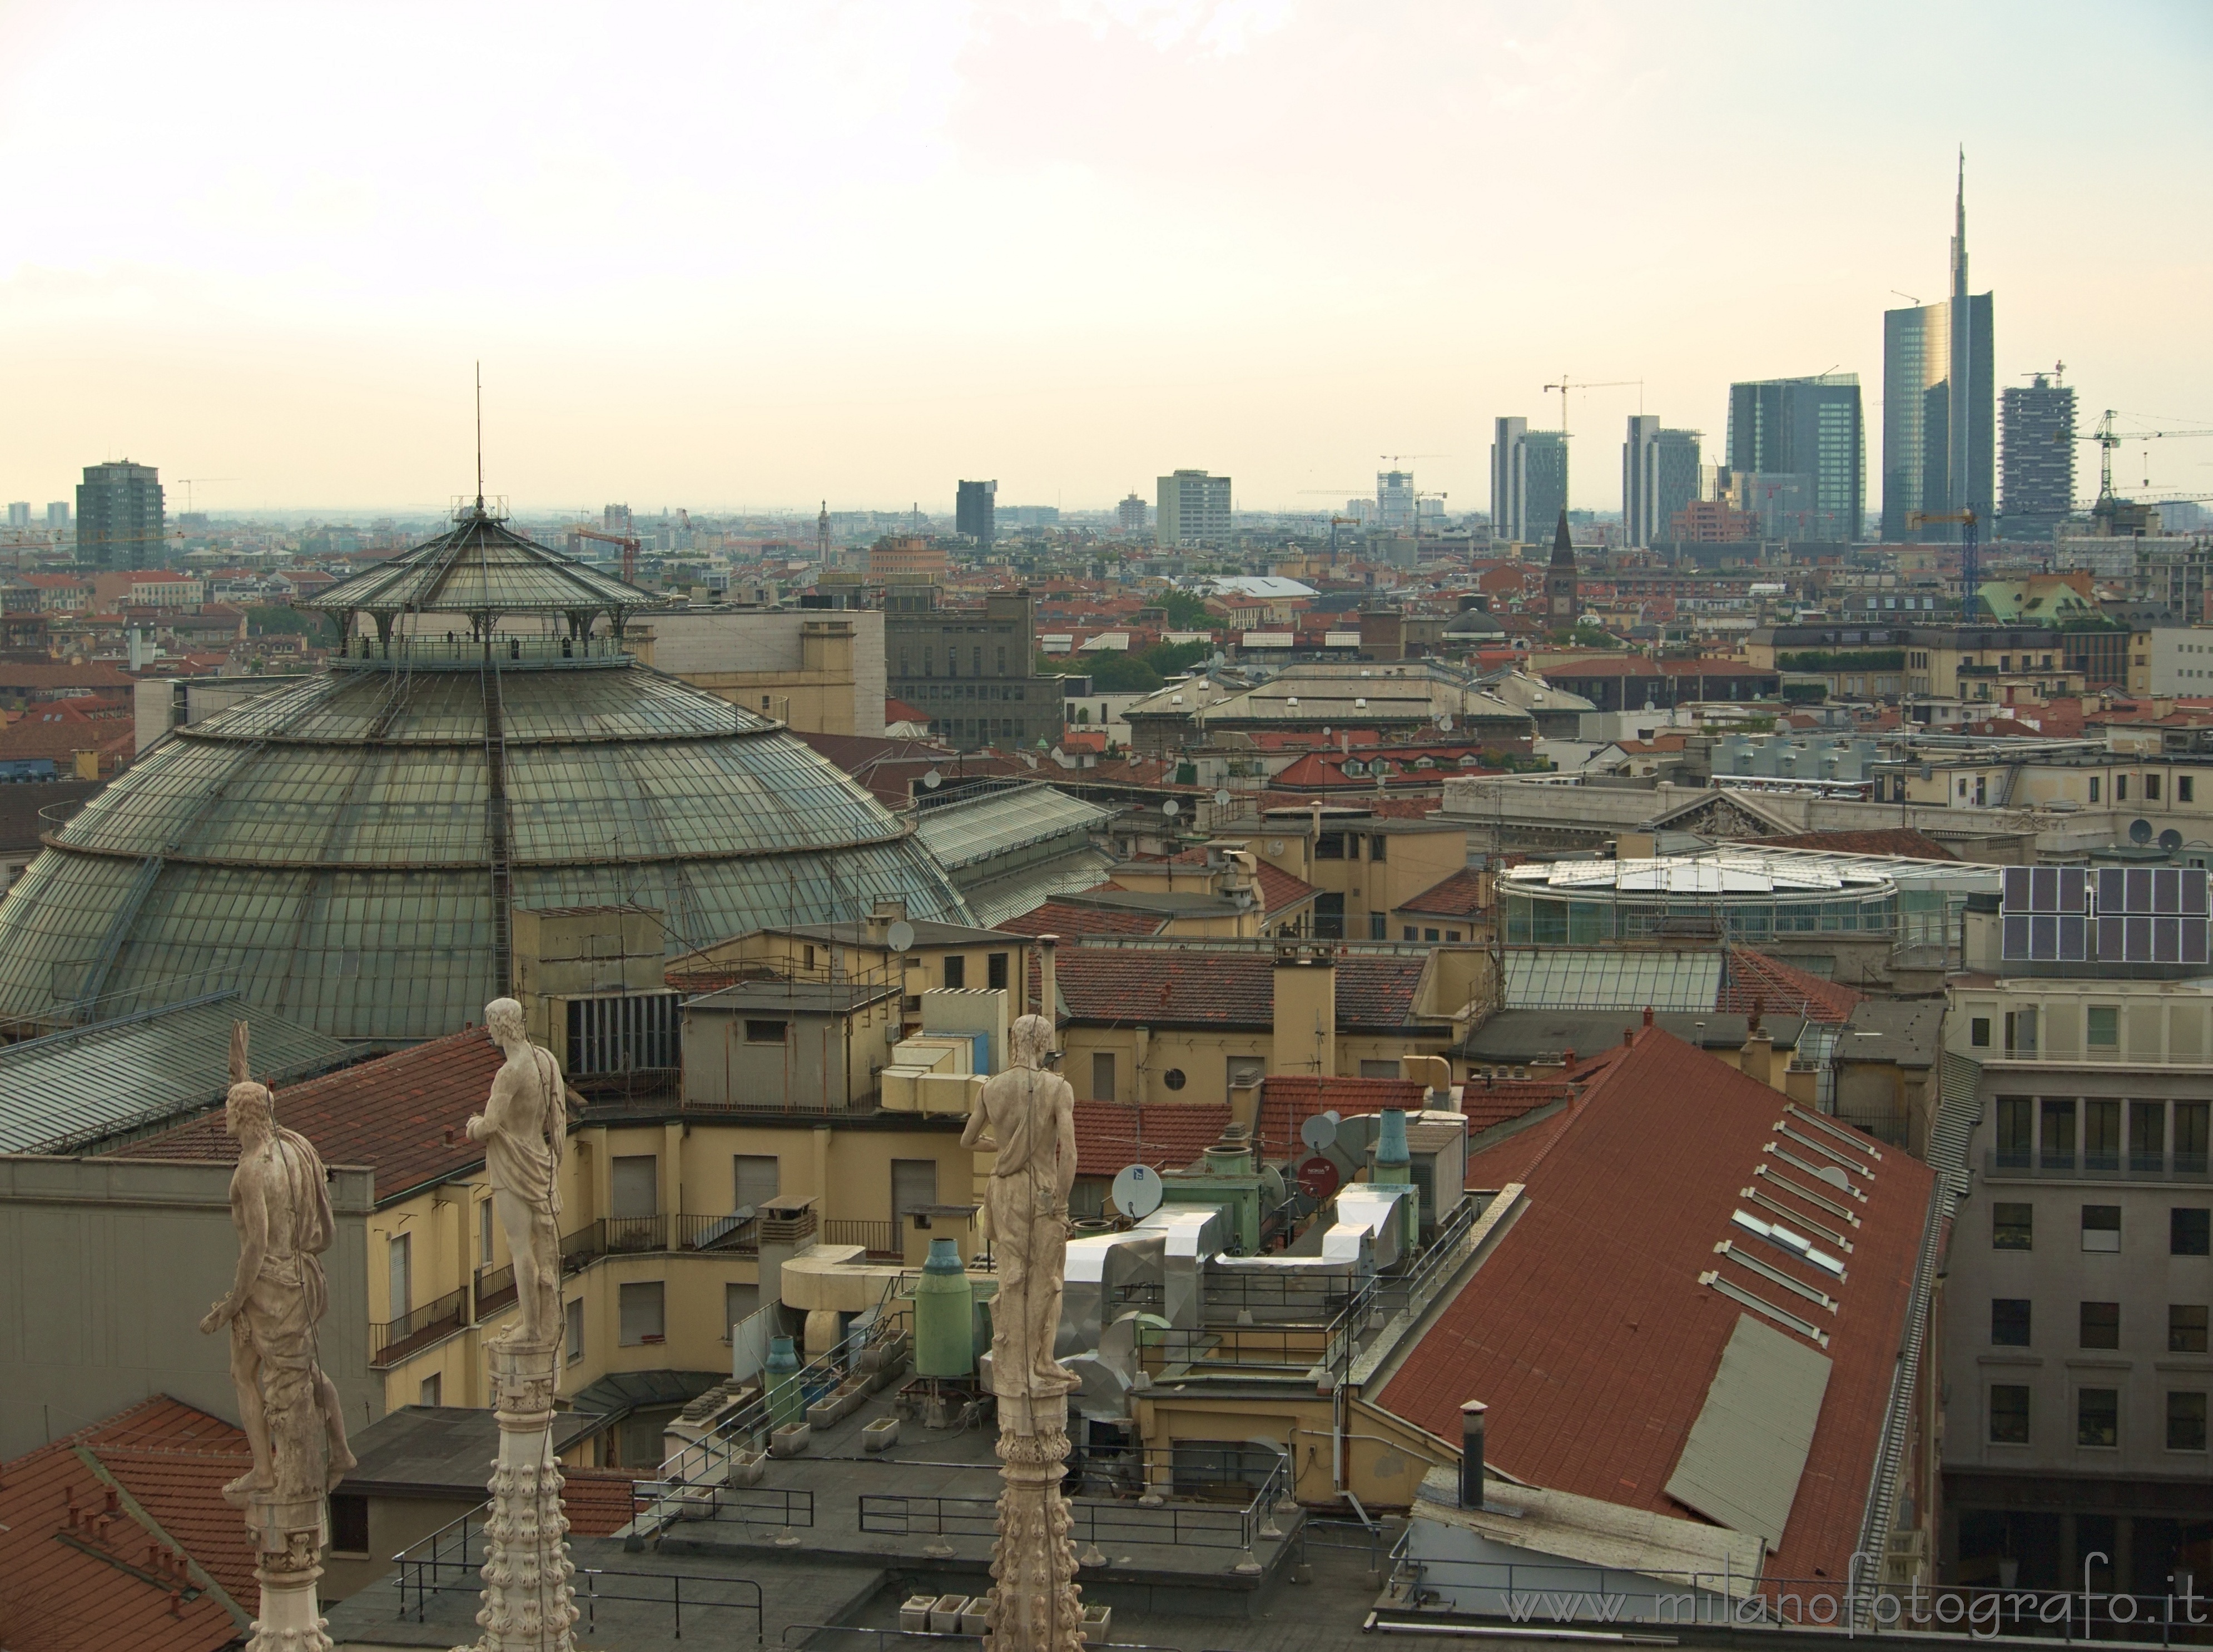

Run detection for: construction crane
[[1377, 453, 1447, 466], [1909, 509, 1981, 619], [173, 477, 237, 514], [1541, 377, 1641, 435], [572, 525, 643, 584], [2065, 409, 2213, 513]]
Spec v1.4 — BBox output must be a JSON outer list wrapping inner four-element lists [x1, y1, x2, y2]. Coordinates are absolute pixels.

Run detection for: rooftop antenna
[[474, 361, 485, 509]]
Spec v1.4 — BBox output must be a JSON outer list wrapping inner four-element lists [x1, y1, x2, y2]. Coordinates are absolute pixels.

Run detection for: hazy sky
[[2, 1, 2207, 517]]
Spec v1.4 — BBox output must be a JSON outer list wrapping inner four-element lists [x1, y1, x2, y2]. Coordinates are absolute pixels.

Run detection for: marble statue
[[962, 1013, 1087, 1651], [199, 1023, 355, 1651], [458, 998, 578, 1651], [465, 996, 566, 1348]]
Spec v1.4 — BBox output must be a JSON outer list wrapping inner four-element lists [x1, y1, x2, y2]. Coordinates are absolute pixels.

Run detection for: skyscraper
[[1882, 156, 1994, 542], [1155, 470, 1232, 548], [1377, 470, 1416, 531], [76, 460, 165, 570], [5, 504, 27, 529], [955, 479, 997, 548], [1723, 375, 1864, 543], [1490, 418, 1567, 546], [46, 502, 70, 529], [2000, 370, 2076, 540], [1621, 416, 1702, 548], [1117, 493, 1147, 534]]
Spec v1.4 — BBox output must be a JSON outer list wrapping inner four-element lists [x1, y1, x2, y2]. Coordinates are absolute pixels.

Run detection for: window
[[1368, 834, 1387, 861], [612, 1155, 659, 1219], [2004, 1008, 2038, 1055], [2080, 1301, 2120, 1349], [618, 1281, 666, 1346], [330, 1495, 370, 1555], [2077, 1387, 2120, 1447], [2043, 1098, 2077, 1167], [725, 1282, 759, 1338], [2118, 775, 2130, 802], [2185, 776, 2198, 804], [892, 1159, 938, 1228], [419, 1372, 443, 1406], [1989, 1384, 2031, 1444], [1403, 925, 1418, 940], [987, 952, 1009, 991], [1162, 1068, 1187, 1091], [2131, 1100, 2167, 1169], [1370, 914, 1387, 940], [1448, 930, 1462, 942], [1992, 1298, 2032, 1346], [733, 1154, 778, 1212], [1996, 1097, 2032, 1160], [2171, 1304, 2209, 1354], [2082, 1205, 2121, 1252], [744, 1019, 788, 1044], [1091, 1052, 1117, 1102], [2148, 775, 2164, 802], [1993, 1202, 2033, 1248], [1971, 1016, 1992, 1048], [565, 1297, 584, 1365], [2091, 777, 2101, 803], [1316, 832, 1346, 860], [2085, 1099, 2121, 1169], [2177, 1208, 2212, 1256], [943, 955, 967, 989], [2170, 1392, 2210, 1452], [388, 1232, 411, 1318], [2087, 1006, 2119, 1048], [480, 1198, 495, 1267], [2180, 1103, 2210, 1172]]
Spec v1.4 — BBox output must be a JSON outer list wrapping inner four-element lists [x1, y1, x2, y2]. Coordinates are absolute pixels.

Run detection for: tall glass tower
[[1724, 375, 1864, 542], [1882, 155, 1994, 542]]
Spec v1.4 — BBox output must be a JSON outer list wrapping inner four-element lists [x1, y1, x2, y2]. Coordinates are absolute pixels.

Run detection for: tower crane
[[572, 525, 642, 584], [1909, 508, 1981, 619], [1541, 377, 1641, 434], [173, 477, 237, 514], [2063, 409, 2213, 513]]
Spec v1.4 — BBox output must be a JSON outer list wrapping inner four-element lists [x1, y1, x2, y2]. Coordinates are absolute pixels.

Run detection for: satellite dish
[[1214, 788, 1232, 806], [2130, 818, 2154, 846], [1299, 1110, 1339, 1152], [885, 920, 915, 954], [2160, 828, 2184, 852], [1294, 1155, 1342, 1202], [1111, 1164, 1164, 1219], [1438, 714, 1453, 732], [1163, 799, 1180, 818], [922, 768, 942, 790], [1259, 1164, 1288, 1208]]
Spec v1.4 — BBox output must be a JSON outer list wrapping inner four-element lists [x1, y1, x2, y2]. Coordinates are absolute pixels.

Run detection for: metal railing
[[338, 634, 634, 669], [861, 1451, 1288, 1554], [822, 1218, 900, 1258], [625, 1482, 813, 1531], [1986, 1147, 2211, 1184], [391, 1504, 765, 1641], [472, 1263, 516, 1320], [559, 1213, 762, 1274], [371, 1286, 469, 1366]]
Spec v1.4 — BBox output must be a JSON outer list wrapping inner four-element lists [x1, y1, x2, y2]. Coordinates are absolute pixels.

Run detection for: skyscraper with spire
[[1881, 152, 1994, 542]]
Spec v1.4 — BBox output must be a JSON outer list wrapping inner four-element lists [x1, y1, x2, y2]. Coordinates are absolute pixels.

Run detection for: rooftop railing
[[1985, 1147, 2210, 1184], [370, 1286, 470, 1368]]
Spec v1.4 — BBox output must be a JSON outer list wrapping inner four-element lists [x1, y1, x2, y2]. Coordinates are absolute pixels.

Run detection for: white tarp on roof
[[1665, 1312, 1832, 1546]]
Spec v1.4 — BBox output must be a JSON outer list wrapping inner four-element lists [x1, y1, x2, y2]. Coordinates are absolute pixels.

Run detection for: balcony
[[1984, 1148, 2210, 1184], [558, 1213, 763, 1275], [1980, 1045, 2213, 1069], [371, 1286, 470, 1368], [820, 1218, 900, 1259]]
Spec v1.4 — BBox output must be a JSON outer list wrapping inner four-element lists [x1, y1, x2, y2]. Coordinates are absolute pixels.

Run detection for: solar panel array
[[2001, 866, 2210, 965]]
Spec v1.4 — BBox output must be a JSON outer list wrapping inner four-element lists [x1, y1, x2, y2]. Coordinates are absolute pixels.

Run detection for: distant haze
[[1, 1, 2206, 516]]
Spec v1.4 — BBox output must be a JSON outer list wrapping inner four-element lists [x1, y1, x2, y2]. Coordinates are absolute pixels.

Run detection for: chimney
[[1272, 944, 1337, 1077], [1459, 1401, 1487, 1509], [1037, 935, 1059, 1049], [1741, 1026, 1776, 1090]]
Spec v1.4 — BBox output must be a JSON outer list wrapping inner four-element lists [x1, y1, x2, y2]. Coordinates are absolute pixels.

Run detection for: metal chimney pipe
[[1460, 1400, 1487, 1509]]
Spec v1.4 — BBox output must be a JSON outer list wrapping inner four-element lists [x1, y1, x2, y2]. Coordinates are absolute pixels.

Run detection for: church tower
[[1545, 509, 1579, 624]]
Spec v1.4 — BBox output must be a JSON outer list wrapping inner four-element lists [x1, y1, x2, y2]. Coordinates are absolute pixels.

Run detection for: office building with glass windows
[[1725, 375, 1864, 543], [2001, 373, 2076, 540], [1622, 415, 1702, 548], [1882, 161, 1996, 542], [1489, 418, 1566, 546]]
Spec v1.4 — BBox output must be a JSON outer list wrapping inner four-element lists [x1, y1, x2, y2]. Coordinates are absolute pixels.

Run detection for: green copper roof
[[0, 657, 972, 1044], [304, 505, 662, 619]]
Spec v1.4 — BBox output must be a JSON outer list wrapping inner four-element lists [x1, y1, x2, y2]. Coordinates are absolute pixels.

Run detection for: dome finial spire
[[474, 360, 485, 510]]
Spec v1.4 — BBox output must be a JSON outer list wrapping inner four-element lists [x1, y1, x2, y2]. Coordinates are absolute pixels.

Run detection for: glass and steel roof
[[305, 504, 661, 621], [0, 655, 972, 1044], [1502, 855, 1896, 898]]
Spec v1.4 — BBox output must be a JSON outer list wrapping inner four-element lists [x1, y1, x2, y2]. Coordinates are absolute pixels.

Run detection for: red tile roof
[[1378, 1029, 1934, 1583], [1718, 948, 1865, 1025], [561, 1467, 644, 1536], [1760, 828, 1958, 861], [1254, 860, 1316, 919], [1257, 1075, 1422, 1162], [1395, 869, 1487, 918], [0, 1397, 256, 1651], [999, 898, 1166, 937], [111, 1027, 513, 1207], [1044, 949, 1432, 1033], [1458, 1077, 1580, 1135], [1073, 1099, 1230, 1177]]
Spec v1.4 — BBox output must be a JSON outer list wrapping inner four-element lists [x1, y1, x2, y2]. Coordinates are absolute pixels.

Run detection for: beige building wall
[[640, 608, 887, 737], [0, 1156, 379, 1461]]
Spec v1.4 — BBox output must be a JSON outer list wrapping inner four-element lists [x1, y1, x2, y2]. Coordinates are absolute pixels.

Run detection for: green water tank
[[913, 1237, 975, 1377], [765, 1335, 803, 1427]]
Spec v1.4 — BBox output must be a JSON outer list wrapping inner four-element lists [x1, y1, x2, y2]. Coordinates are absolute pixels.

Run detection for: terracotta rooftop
[[1718, 947, 1866, 1025], [1378, 1029, 1934, 1583], [1073, 1099, 1231, 1177], [561, 1467, 645, 1536], [998, 892, 1165, 937], [1256, 1074, 1423, 1162], [111, 1026, 516, 1207], [1395, 869, 1487, 918], [0, 1397, 256, 1651]]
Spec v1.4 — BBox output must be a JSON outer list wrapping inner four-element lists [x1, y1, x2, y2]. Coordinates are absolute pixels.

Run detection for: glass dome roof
[[306, 504, 660, 622], [0, 654, 973, 1043]]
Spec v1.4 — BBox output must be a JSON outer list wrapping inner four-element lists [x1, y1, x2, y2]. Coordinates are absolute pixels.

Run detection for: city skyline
[[0, 2, 2206, 515]]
